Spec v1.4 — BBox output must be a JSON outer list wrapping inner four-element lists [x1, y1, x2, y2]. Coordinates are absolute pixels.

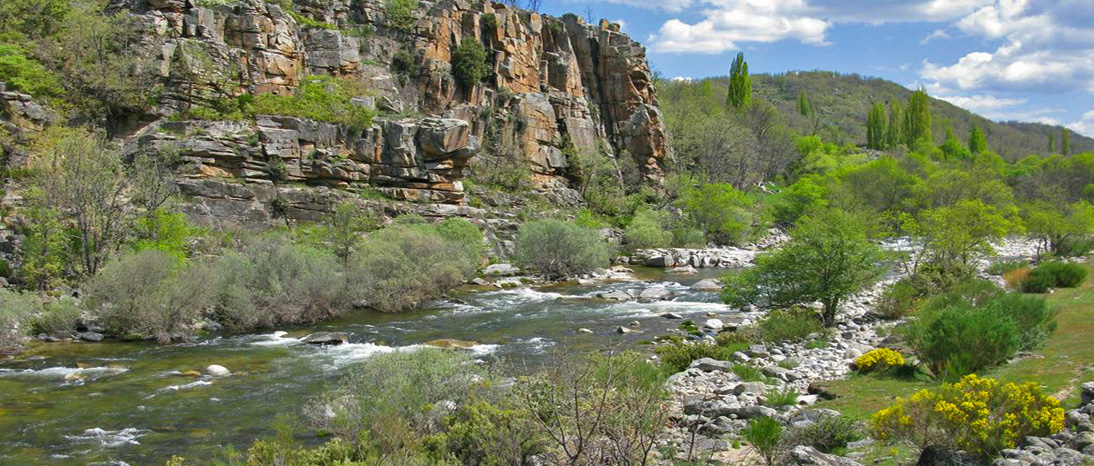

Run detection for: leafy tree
[[1023, 201, 1094, 257], [866, 102, 887, 150], [908, 199, 1014, 270], [0, 0, 71, 42], [722, 209, 883, 326], [798, 91, 821, 135], [1048, 133, 1056, 154], [1061, 128, 1071, 156], [452, 37, 489, 92], [726, 52, 751, 109], [513, 220, 609, 277], [324, 201, 378, 263], [0, 43, 61, 97], [968, 125, 989, 154], [624, 208, 673, 250], [678, 183, 754, 245], [17, 202, 69, 290], [133, 208, 197, 261], [939, 126, 972, 160], [886, 99, 904, 149], [904, 88, 933, 146]]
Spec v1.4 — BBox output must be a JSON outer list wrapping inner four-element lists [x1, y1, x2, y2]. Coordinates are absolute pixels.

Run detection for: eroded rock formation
[[114, 0, 669, 223]]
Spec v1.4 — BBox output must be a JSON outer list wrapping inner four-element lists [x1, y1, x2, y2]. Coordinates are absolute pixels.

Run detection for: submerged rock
[[691, 278, 723, 291], [425, 339, 478, 349], [638, 286, 673, 302], [78, 332, 104, 342], [302, 332, 349, 345]]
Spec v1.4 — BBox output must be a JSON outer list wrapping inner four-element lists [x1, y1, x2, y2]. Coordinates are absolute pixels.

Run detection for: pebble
[[205, 365, 230, 377]]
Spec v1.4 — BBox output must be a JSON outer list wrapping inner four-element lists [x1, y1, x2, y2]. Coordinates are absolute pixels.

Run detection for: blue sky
[[539, 0, 1094, 137]]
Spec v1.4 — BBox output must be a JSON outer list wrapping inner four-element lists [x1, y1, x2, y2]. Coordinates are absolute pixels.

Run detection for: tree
[[798, 91, 821, 135], [939, 126, 972, 160], [866, 102, 887, 150], [726, 52, 751, 109], [324, 201, 378, 263], [1023, 201, 1094, 257], [513, 220, 610, 277], [886, 100, 904, 149], [1048, 133, 1056, 154], [909, 199, 1014, 270], [904, 88, 933, 146], [721, 209, 883, 326], [678, 183, 754, 245], [452, 37, 488, 92], [968, 125, 988, 154], [1061, 128, 1071, 156]]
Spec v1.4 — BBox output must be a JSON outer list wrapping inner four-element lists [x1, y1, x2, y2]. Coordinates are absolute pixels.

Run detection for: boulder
[[704, 319, 725, 330], [790, 446, 865, 466], [1082, 382, 1094, 407], [733, 382, 769, 395], [79, 332, 105, 342], [660, 312, 684, 319], [576, 328, 594, 334], [690, 358, 732, 372], [483, 263, 520, 277], [597, 290, 633, 301], [691, 278, 722, 291], [666, 266, 698, 274], [645, 255, 675, 268], [638, 286, 672, 302], [616, 326, 637, 334], [302, 332, 349, 345], [425, 339, 478, 349], [916, 446, 981, 466], [206, 365, 231, 377]]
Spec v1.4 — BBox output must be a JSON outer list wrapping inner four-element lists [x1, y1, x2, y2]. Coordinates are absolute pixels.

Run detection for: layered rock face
[[116, 0, 669, 223]]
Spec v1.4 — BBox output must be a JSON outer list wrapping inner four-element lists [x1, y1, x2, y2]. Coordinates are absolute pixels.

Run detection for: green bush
[[677, 183, 754, 245], [732, 363, 772, 383], [28, 298, 81, 336], [984, 293, 1056, 351], [785, 414, 861, 454], [1020, 271, 1056, 293], [917, 278, 1004, 314], [1029, 261, 1087, 289], [513, 219, 610, 277], [902, 303, 1020, 380], [85, 250, 219, 343], [390, 49, 419, 85], [764, 388, 799, 407], [347, 222, 480, 312], [742, 417, 784, 466], [985, 260, 1029, 276], [624, 208, 673, 250], [452, 38, 488, 92], [0, 288, 40, 353], [214, 235, 347, 331], [385, 0, 420, 32], [876, 279, 920, 320], [746, 307, 825, 343], [440, 398, 544, 466], [133, 208, 198, 260], [655, 339, 749, 374], [251, 75, 374, 130], [0, 43, 61, 97]]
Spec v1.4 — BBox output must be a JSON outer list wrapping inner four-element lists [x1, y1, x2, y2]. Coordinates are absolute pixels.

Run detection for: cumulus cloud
[[649, 0, 829, 53], [562, 0, 696, 13], [920, 29, 950, 44], [936, 94, 1027, 113], [1067, 111, 1094, 138]]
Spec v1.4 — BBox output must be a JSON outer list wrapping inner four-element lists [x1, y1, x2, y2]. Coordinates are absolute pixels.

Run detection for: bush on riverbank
[[1022, 261, 1088, 293], [0, 288, 41, 353], [214, 236, 347, 331], [513, 219, 610, 277], [347, 219, 482, 312], [85, 250, 219, 343], [873, 375, 1065, 457], [744, 307, 826, 343], [655, 338, 750, 373]]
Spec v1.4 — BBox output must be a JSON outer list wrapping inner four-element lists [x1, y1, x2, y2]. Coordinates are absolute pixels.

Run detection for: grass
[[815, 261, 1094, 420]]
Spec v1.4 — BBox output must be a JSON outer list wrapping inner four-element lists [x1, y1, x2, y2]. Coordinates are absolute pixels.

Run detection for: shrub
[[385, 0, 420, 32], [347, 222, 480, 312], [251, 75, 374, 130], [441, 398, 545, 466], [307, 349, 488, 451], [1030, 261, 1087, 289], [390, 49, 419, 85], [655, 339, 748, 374], [917, 278, 1004, 314], [764, 388, 799, 407], [677, 183, 754, 245], [513, 219, 610, 278], [624, 208, 673, 250], [28, 298, 81, 336], [746, 307, 825, 343], [984, 293, 1056, 351], [742, 417, 784, 466], [732, 363, 771, 383], [214, 236, 347, 331], [873, 375, 1065, 456], [986, 260, 1028, 276], [854, 348, 905, 373], [133, 208, 198, 260], [785, 414, 861, 454], [902, 303, 1020, 380], [0, 43, 62, 97], [1003, 267, 1031, 290], [452, 38, 489, 92], [876, 279, 920, 320], [85, 250, 219, 343], [0, 289, 41, 353]]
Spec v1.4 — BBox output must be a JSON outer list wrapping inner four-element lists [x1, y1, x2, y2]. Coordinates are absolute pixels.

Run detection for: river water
[[0, 267, 736, 466]]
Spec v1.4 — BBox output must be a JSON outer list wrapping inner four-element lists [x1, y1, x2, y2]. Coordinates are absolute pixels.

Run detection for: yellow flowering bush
[[855, 348, 905, 373], [873, 375, 1065, 456]]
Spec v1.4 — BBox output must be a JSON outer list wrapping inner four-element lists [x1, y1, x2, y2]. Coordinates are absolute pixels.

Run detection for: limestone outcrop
[[110, 0, 670, 223]]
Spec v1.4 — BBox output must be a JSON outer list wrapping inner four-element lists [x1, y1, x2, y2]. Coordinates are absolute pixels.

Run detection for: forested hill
[[694, 71, 1093, 160]]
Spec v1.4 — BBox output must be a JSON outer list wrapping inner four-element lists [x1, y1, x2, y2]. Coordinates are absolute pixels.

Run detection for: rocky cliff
[[111, 0, 669, 224]]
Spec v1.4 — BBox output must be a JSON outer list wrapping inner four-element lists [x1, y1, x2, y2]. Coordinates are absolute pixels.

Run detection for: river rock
[[616, 326, 637, 334], [690, 358, 732, 372], [302, 332, 349, 345], [79, 332, 104, 342], [597, 290, 633, 301], [638, 286, 672, 302], [1082, 382, 1094, 406], [425, 339, 478, 349], [733, 382, 769, 395], [790, 445, 864, 466], [691, 278, 722, 291], [661, 312, 684, 319], [180, 370, 203, 377], [704, 319, 725, 330], [667, 266, 698, 274], [483, 263, 520, 276], [577, 328, 594, 334], [206, 365, 230, 377]]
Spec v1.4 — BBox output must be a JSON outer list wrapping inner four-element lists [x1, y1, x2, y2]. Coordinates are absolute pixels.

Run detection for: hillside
[[689, 71, 1093, 160]]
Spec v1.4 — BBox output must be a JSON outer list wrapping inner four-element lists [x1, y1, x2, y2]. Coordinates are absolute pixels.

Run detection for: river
[[0, 267, 736, 466]]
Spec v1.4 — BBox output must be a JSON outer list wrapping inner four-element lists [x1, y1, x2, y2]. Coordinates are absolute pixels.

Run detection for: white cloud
[[561, 0, 696, 13], [1067, 110, 1094, 138], [936, 94, 1027, 114], [613, 18, 627, 31], [649, 0, 829, 53], [920, 29, 950, 44], [671, 76, 694, 82]]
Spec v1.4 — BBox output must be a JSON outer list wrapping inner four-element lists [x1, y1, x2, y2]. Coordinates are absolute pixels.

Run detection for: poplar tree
[[798, 91, 820, 135], [904, 88, 933, 146], [726, 52, 751, 109], [886, 100, 904, 148], [1062, 128, 1071, 156], [866, 102, 887, 150], [1049, 133, 1056, 154], [968, 125, 988, 154]]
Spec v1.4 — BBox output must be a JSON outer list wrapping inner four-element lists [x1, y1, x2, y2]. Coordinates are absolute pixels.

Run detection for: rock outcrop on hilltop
[[108, 0, 669, 224]]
